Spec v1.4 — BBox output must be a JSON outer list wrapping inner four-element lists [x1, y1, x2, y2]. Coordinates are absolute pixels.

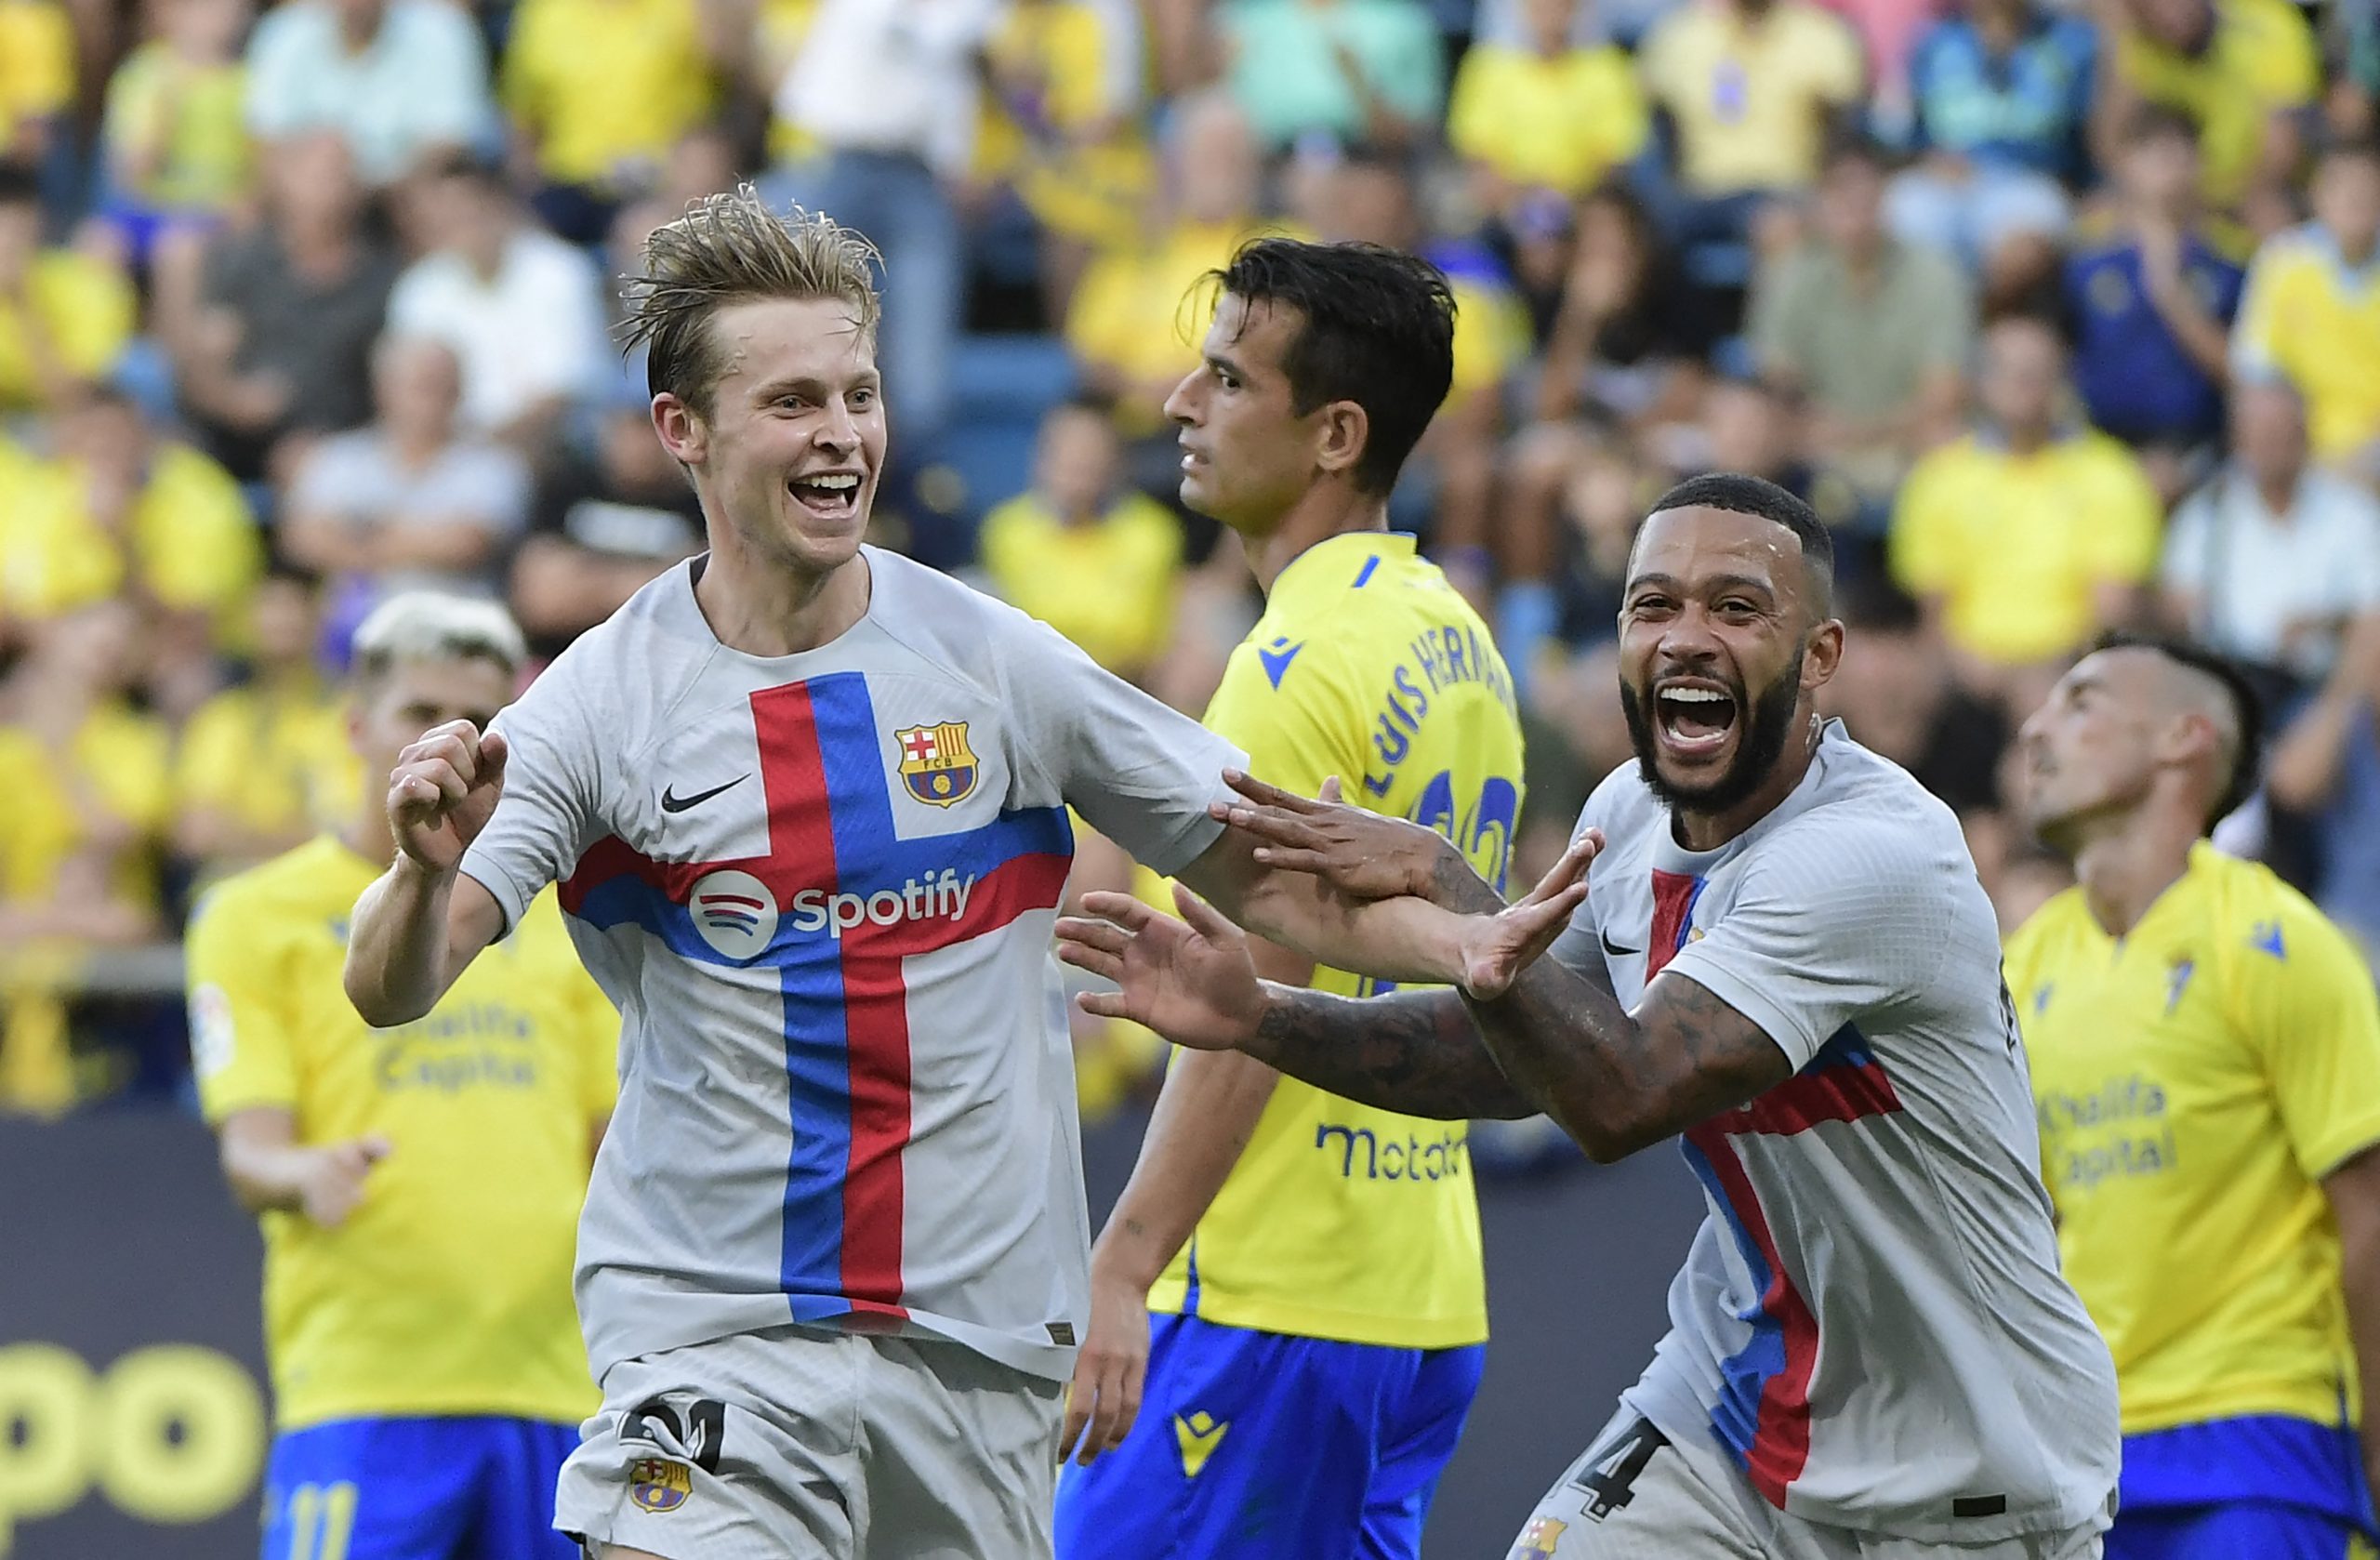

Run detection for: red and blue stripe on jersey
[[1647, 868, 1904, 1507], [558, 672, 1073, 1328]]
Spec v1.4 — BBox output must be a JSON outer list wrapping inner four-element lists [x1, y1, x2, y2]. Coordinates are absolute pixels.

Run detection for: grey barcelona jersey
[[460, 549, 1242, 1384], [1549, 721, 2120, 1543]]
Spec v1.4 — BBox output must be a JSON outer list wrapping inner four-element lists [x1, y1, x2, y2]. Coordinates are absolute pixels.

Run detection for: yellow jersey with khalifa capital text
[[188, 835, 618, 1429], [1146, 531, 1526, 1348], [2005, 843, 2380, 1434]]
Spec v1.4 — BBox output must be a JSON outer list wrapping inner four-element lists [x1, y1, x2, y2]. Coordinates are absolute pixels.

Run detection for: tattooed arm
[[1242, 985, 1536, 1119]]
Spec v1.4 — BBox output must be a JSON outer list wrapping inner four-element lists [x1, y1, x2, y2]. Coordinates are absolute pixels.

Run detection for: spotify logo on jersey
[[690, 871, 780, 962]]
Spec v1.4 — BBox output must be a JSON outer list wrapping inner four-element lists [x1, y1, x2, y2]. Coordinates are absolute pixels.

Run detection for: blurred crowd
[[3, 0, 2379, 1122]]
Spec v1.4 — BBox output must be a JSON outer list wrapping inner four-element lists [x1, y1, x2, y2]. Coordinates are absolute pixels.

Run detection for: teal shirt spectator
[[1902, 6, 2098, 181], [1221, 0, 1446, 152]]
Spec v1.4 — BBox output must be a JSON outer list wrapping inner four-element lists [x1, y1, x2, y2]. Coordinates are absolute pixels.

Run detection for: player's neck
[[2070, 811, 2197, 940], [1245, 489, 1390, 597], [1673, 711, 1822, 852], [694, 543, 873, 657]]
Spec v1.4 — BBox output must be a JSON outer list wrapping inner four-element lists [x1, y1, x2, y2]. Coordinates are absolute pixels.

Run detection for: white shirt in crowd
[[387, 228, 605, 437]]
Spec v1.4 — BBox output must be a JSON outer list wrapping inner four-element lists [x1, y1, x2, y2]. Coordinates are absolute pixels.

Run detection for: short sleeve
[[1001, 611, 1244, 876], [1636, 14, 1686, 108], [1805, 9, 1866, 101], [2241, 905, 2380, 1181], [2230, 248, 2285, 380], [1444, 48, 1503, 163], [1658, 819, 1954, 1069], [187, 887, 298, 1120], [457, 659, 604, 934]]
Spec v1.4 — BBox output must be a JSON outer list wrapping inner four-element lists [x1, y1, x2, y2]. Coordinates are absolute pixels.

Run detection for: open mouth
[[1654, 682, 1738, 758], [788, 471, 863, 521]]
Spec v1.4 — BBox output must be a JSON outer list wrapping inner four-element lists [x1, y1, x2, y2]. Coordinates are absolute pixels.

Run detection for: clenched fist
[[387, 719, 509, 873]]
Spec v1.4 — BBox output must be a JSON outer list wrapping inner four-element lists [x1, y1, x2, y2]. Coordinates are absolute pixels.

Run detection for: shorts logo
[[1172, 1411, 1228, 1478], [896, 721, 979, 808], [691, 869, 779, 962], [1514, 1515, 1567, 1557], [628, 1458, 692, 1514]]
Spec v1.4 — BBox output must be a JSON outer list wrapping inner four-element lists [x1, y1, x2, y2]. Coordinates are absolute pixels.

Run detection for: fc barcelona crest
[[895, 721, 979, 808]]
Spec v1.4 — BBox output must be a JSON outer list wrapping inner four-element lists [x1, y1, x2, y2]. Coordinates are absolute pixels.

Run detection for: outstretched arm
[[1200, 774, 1794, 1160], [1059, 882, 1536, 1117]]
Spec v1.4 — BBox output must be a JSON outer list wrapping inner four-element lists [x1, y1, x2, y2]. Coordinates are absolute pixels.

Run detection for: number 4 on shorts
[[1569, 1416, 1668, 1521]]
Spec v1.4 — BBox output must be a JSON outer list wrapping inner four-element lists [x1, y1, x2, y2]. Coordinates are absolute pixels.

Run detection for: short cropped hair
[[2090, 631, 2267, 830], [350, 592, 526, 691], [1200, 237, 1457, 496], [621, 185, 881, 419], [1645, 471, 1836, 616]]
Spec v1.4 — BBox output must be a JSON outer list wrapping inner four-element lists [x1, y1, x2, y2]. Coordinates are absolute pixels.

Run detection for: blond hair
[[621, 185, 882, 418], [350, 592, 526, 689]]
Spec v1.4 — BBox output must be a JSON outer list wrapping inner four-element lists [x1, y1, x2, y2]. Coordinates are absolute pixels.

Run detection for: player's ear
[[1801, 616, 1846, 694], [1313, 399, 1368, 481], [652, 393, 707, 469]]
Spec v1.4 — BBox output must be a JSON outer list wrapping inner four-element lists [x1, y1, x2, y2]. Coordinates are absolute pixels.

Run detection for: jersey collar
[[1267, 530, 1416, 620]]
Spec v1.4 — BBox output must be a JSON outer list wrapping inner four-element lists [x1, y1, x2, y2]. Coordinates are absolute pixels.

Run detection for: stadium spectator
[[96, 0, 254, 282], [280, 334, 532, 620], [2268, 611, 2380, 962], [979, 394, 1184, 686], [1886, 0, 2095, 276], [1890, 313, 2162, 688], [0, 388, 261, 686], [2095, 0, 2318, 229], [1066, 91, 1289, 448], [1746, 134, 1972, 529], [385, 154, 605, 454], [0, 0, 72, 172], [973, 0, 1154, 318], [1448, 0, 1646, 228], [2232, 138, 2380, 478], [768, 0, 999, 455], [0, 160, 135, 413], [0, 599, 173, 948], [243, 0, 493, 190], [508, 400, 704, 665], [1220, 0, 1447, 154], [176, 131, 398, 484], [498, 0, 718, 243], [173, 566, 361, 881], [1634, 0, 1865, 247], [2062, 105, 2242, 494], [2162, 380, 2380, 697]]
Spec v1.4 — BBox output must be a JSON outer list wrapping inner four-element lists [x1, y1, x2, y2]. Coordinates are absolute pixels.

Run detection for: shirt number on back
[[1408, 769, 1520, 895]]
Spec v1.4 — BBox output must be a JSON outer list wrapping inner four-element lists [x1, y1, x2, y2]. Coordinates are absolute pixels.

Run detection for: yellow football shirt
[[978, 490, 1183, 676], [0, 0, 73, 152], [1889, 429, 2164, 667], [0, 248, 136, 409], [1446, 43, 1649, 199], [174, 681, 364, 860], [1638, 0, 1864, 197], [501, 0, 714, 187], [2117, 0, 2318, 210], [2005, 844, 2380, 1434], [188, 837, 618, 1429], [0, 699, 171, 906], [1145, 531, 1525, 1349], [102, 45, 253, 210], [0, 442, 262, 640], [2233, 227, 2380, 465]]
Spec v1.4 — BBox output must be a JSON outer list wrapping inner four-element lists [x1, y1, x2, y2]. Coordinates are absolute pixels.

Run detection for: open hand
[[1211, 771, 1467, 905], [1057, 883, 1268, 1051], [388, 721, 509, 874], [1454, 828, 1603, 1000]]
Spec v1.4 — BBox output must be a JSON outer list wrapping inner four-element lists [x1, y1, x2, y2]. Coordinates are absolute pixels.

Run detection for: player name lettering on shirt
[[1364, 622, 1517, 797], [786, 870, 978, 941]]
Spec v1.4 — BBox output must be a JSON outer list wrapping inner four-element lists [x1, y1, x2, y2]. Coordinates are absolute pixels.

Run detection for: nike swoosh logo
[[661, 774, 749, 813], [1600, 930, 1641, 958]]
